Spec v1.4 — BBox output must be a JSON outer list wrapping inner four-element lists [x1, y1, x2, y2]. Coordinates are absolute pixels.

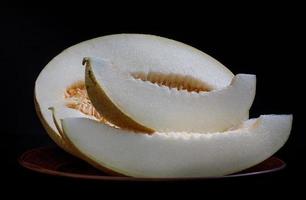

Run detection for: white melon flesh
[[35, 34, 234, 148], [61, 115, 292, 178], [85, 57, 256, 133]]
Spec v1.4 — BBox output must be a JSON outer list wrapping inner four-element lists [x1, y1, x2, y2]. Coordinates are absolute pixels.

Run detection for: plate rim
[[18, 146, 286, 181]]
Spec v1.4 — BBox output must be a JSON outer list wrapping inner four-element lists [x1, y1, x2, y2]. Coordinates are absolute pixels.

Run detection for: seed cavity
[[131, 71, 212, 93], [65, 81, 106, 122]]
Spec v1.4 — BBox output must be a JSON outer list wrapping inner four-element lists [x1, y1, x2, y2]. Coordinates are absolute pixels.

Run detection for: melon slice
[[60, 115, 292, 178], [34, 34, 234, 149], [84, 57, 256, 133]]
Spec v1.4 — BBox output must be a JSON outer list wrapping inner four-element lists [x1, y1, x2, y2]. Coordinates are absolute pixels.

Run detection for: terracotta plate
[[19, 146, 286, 181]]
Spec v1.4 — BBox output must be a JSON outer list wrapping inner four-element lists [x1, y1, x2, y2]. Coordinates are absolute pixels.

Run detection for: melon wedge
[[84, 57, 256, 133], [60, 115, 292, 178], [35, 34, 235, 148]]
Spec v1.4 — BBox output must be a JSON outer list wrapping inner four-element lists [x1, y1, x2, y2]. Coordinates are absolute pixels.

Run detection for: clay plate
[[19, 146, 286, 181]]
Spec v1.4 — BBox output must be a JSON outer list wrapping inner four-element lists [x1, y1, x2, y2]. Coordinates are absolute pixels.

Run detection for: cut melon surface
[[60, 115, 292, 178], [85, 57, 256, 133]]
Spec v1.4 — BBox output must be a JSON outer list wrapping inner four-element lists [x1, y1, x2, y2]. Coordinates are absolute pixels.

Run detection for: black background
[[2, 5, 305, 196]]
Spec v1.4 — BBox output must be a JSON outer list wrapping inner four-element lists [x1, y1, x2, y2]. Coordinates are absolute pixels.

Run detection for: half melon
[[35, 34, 235, 149]]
